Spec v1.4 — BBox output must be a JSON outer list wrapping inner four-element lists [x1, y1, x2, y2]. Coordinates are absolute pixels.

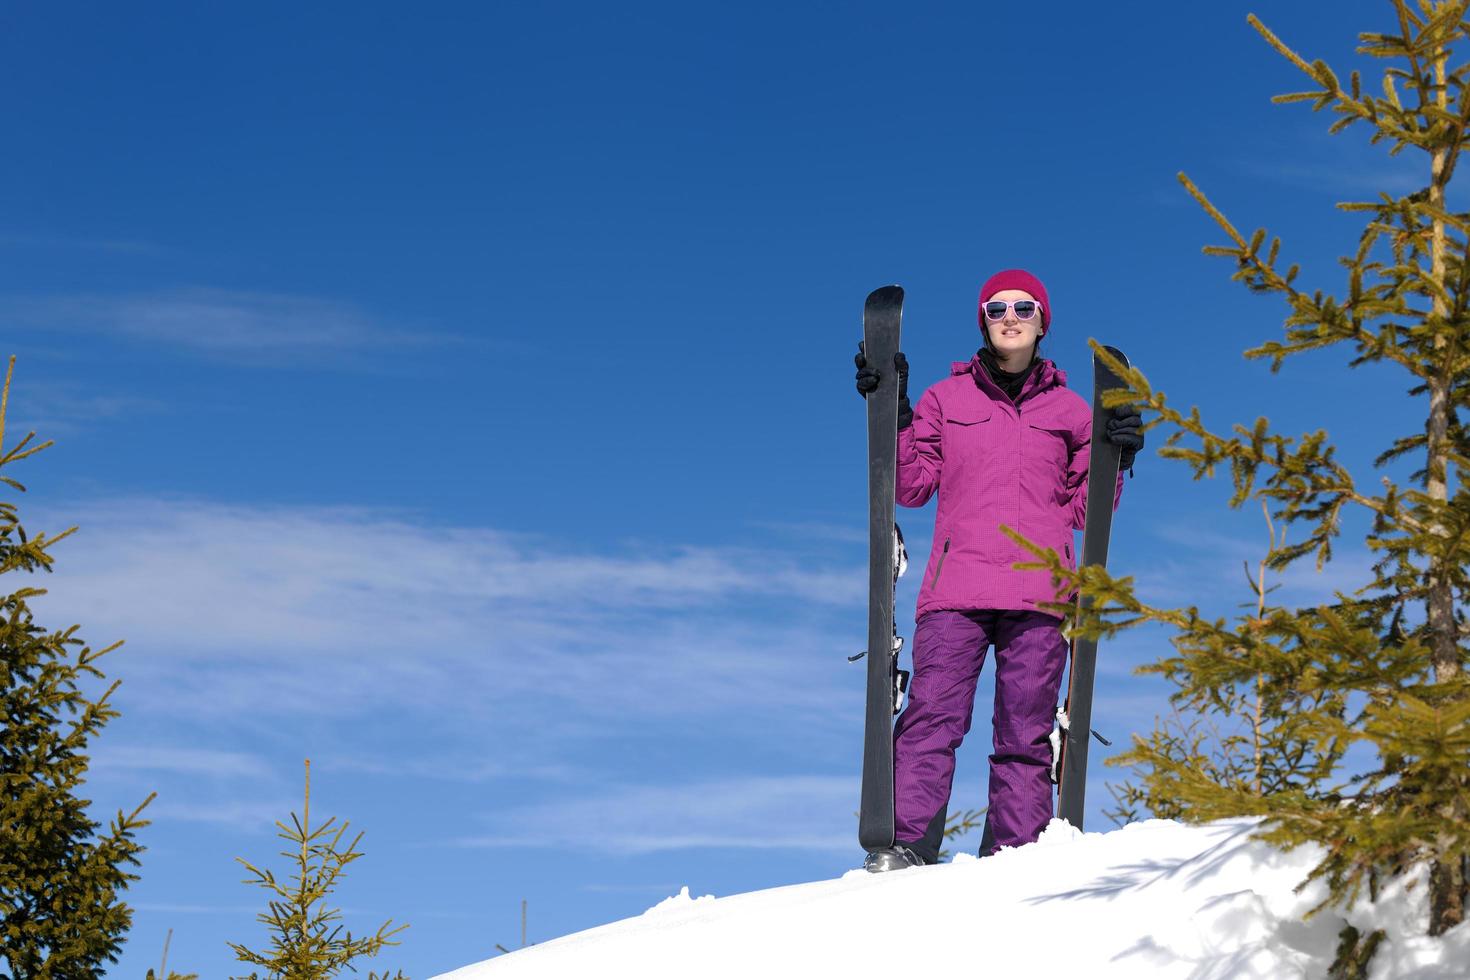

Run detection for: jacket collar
[[951, 352, 1067, 405]]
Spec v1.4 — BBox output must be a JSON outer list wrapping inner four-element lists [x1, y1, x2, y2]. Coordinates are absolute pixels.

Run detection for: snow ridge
[[434, 818, 1470, 979]]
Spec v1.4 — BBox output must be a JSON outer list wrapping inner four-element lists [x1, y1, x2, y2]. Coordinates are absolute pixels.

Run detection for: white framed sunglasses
[[982, 299, 1043, 321]]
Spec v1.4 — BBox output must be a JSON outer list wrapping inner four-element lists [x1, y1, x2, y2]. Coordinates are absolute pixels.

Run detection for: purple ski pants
[[892, 608, 1069, 861]]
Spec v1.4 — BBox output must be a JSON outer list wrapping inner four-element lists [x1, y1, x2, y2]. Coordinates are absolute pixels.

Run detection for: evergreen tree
[[1101, 506, 1353, 825], [0, 357, 155, 978], [230, 760, 407, 980], [1012, 0, 1470, 939]]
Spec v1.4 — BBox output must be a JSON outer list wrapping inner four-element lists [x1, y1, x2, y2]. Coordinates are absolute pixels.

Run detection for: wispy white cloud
[[3, 289, 448, 363], [315, 754, 583, 785], [42, 498, 860, 632], [1224, 118, 1428, 199], [132, 902, 261, 915], [28, 498, 866, 745], [745, 519, 868, 545], [145, 799, 298, 831], [453, 775, 857, 855], [3, 383, 164, 437], [92, 746, 272, 779], [1129, 521, 1378, 610], [1234, 157, 1425, 197]]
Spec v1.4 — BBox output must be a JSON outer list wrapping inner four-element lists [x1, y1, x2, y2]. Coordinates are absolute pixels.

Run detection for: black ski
[[857, 284, 904, 851], [1055, 345, 1130, 831]]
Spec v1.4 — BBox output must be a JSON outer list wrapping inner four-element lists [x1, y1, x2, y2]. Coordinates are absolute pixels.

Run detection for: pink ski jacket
[[897, 353, 1123, 621]]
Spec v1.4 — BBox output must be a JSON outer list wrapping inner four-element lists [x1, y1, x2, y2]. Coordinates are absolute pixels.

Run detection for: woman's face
[[983, 288, 1043, 360]]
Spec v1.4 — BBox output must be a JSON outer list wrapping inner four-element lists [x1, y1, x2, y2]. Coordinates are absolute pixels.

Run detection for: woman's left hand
[[1105, 404, 1144, 470]]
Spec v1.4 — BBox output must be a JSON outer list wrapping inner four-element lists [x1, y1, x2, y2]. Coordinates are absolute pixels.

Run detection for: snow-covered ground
[[434, 818, 1470, 980]]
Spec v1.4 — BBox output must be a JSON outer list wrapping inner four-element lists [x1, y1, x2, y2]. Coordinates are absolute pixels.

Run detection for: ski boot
[[863, 844, 924, 873]]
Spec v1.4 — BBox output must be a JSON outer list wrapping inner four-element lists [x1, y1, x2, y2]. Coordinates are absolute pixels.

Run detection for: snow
[[433, 818, 1470, 979]]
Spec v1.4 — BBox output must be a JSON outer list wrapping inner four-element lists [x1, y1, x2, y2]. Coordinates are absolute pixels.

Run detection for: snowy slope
[[434, 818, 1470, 980]]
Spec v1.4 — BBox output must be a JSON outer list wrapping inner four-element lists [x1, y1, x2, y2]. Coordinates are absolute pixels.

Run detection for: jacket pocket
[[943, 404, 994, 475], [929, 536, 951, 589], [944, 402, 993, 426], [1023, 419, 1071, 474]]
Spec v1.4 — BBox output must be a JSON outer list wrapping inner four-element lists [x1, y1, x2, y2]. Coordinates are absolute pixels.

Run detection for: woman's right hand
[[854, 343, 912, 428], [854, 343, 908, 399]]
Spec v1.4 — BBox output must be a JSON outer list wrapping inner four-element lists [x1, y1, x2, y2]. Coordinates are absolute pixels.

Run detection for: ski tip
[[1092, 347, 1131, 392], [865, 284, 904, 306]]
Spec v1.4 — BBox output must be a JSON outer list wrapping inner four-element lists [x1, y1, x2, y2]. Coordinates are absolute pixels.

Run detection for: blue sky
[[0, 1, 1444, 976]]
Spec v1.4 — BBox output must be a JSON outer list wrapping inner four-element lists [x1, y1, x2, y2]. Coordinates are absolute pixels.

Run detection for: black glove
[[854, 342, 880, 396], [854, 343, 912, 429], [1105, 403, 1144, 470]]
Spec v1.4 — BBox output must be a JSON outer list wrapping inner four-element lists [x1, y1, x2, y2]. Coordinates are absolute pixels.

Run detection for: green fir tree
[[230, 760, 408, 980], [1009, 0, 1470, 940], [1101, 505, 1352, 825], [0, 355, 155, 979]]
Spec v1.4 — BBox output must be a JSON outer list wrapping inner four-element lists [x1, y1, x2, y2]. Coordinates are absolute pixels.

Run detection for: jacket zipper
[[929, 537, 950, 589]]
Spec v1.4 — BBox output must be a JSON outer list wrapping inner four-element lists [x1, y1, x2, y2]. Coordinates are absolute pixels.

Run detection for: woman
[[854, 268, 1142, 871]]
